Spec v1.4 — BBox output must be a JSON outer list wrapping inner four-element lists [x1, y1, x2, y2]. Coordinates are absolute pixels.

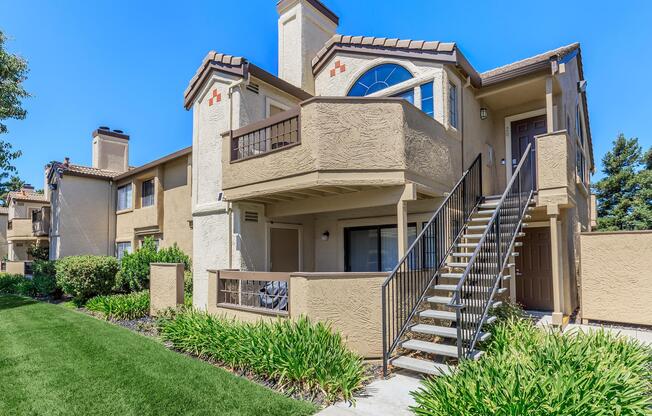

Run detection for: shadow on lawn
[[0, 295, 38, 311]]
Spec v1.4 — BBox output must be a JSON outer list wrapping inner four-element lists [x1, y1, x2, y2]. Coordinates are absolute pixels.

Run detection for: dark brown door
[[516, 227, 554, 311], [511, 115, 546, 188], [270, 227, 299, 272]]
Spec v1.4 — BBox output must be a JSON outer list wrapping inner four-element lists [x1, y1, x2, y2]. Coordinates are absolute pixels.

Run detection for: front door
[[511, 115, 546, 188], [269, 227, 299, 272], [515, 227, 554, 311]]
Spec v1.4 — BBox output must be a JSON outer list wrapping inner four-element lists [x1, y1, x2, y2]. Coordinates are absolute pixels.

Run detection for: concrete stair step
[[440, 272, 464, 279], [410, 323, 458, 338], [402, 340, 486, 360], [390, 356, 452, 376], [419, 309, 498, 325]]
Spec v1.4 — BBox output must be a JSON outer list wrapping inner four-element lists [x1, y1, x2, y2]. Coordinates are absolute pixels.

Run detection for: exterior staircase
[[382, 143, 536, 377]]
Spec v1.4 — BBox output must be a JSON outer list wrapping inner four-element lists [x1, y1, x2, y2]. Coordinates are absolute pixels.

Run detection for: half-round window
[[347, 64, 413, 97]]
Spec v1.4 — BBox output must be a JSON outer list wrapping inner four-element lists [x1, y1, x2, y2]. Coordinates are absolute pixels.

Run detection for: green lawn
[[0, 295, 317, 416]]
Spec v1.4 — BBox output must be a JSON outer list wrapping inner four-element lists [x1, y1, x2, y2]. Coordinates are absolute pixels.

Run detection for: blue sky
[[1, 0, 651, 187]]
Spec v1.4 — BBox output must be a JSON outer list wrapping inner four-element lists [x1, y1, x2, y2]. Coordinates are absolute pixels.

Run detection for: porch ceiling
[[476, 73, 558, 111]]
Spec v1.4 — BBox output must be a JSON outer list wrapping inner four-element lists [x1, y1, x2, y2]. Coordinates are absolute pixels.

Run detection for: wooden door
[[270, 227, 299, 272], [511, 115, 546, 188], [516, 227, 554, 311]]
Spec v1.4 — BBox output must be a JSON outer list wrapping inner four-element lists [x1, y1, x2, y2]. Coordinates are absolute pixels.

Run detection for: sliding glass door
[[345, 224, 417, 272]]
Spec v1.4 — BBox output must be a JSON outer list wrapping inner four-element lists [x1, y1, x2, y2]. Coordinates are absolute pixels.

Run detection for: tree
[[592, 134, 652, 230], [0, 174, 24, 206], [0, 30, 29, 205]]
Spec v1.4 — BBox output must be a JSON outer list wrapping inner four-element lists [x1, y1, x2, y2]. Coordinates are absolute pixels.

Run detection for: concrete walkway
[[317, 372, 423, 416]]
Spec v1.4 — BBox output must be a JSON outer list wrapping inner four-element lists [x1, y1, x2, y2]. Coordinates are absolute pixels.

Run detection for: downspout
[[225, 74, 247, 270]]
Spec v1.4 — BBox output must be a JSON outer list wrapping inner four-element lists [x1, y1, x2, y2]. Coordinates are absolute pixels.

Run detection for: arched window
[[347, 64, 413, 96]]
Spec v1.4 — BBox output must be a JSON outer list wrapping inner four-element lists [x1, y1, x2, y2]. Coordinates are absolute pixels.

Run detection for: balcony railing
[[216, 270, 289, 315], [230, 107, 300, 162], [32, 207, 50, 237]]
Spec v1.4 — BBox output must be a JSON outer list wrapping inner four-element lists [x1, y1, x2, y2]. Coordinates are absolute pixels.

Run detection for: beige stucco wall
[[204, 270, 386, 358], [290, 272, 387, 358], [580, 231, 652, 326], [150, 263, 184, 316], [222, 98, 461, 199], [50, 174, 114, 259], [536, 130, 574, 207], [115, 154, 192, 257], [0, 214, 7, 260], [5, 261, 26, 275]]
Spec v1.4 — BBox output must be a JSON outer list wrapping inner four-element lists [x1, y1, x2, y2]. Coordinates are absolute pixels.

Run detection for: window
[[576, 103, 584, 142], [141, 179, 155, 207], [391, 88, 415, 105], [116, 242, 131, 260], [420, 82, 434, 117], [449, 82, 458, 128], [347, 64, 413, 96], [345, 224, 417, 272], [117, 184, 132, 211], [577, 148, 586, 183]]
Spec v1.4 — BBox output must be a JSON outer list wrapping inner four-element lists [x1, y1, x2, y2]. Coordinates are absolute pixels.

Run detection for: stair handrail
[[381, 153, 483, 376], [452, 143, 535, 358]]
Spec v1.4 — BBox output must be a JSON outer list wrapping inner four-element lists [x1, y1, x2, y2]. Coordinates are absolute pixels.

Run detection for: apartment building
[[5, 185, 50, 261], [183, 0, 593, 374], [46, 127, 192, 260]]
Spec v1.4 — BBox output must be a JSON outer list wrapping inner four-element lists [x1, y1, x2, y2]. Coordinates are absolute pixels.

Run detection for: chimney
[[63, 157, 70, 167], [92, 126, 129, 173], [21, 184, 34, 193], [277, 0, 338, 94]]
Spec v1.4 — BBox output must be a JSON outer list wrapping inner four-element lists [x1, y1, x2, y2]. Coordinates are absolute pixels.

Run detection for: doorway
[[269, 225, 300, 272], [515, 227, 554, 311], [511, 115, 546, 188]]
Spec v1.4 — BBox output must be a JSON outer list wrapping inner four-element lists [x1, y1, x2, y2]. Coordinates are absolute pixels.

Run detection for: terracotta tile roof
[[184, 51, 311, 109], [50, 162, 121, 180], [7, 190, 48, 203], [184, 51, 245, 100], [480, 43, 580, 85], [311, 34, 456, 68]]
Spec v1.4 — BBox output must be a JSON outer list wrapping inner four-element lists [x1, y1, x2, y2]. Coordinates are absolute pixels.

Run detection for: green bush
[[158, 312, 366, 402], [32, 259, 59, 297], [0, 273, 35, 296], [411, 318, 652, 415], [86, 291, 150, 320], [116, 238, 191, 293], [55, 256, 119, 305]]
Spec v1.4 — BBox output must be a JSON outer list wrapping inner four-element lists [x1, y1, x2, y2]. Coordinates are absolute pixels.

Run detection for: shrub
[[158, 312, 366, 402], [86, 291, 150, 320], [0, 273, 35, 296], [32, 259, 59, 297], [27, 244, 49, 261], [55, 256, 119, 305], [411, 318, 652, 415], [116, 238, 191, 293]]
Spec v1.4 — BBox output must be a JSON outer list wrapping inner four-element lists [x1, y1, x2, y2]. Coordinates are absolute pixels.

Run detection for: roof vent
[[113, 129, 124, 134], [244, 211, 259, 223], [99, 126, 110, 131], [246, 83, 260, 94]]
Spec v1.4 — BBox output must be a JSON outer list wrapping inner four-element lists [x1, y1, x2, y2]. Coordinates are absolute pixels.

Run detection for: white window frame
[[448, 82, 458, 129], [116, 241, 132, 259], [265, 97, 290, 118], [141, 179, 155, 208], [117, 183, 133, 211]]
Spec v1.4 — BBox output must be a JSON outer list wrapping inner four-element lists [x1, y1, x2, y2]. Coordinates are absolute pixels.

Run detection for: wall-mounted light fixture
[[321, 231, 330, 241], [480, 108, 488, 120]]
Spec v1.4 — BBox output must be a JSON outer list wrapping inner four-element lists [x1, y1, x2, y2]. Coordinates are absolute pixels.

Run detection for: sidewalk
[[317, 372, 423, 416]]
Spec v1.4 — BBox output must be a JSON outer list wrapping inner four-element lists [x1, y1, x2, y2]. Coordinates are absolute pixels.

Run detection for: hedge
[[55, 256, 119, 305]]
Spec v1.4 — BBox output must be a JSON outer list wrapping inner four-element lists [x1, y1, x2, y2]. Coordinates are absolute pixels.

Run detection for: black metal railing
[[381, 153, 482, 375], [453, 143, 535, 358], [230, 107, 300, 162]]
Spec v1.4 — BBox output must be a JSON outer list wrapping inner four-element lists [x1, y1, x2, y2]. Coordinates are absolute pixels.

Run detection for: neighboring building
[[113, 146, 192, 258], [6, 185, 50, 261], [46, 127, 192, 260], [184, 0, 594, 375], [0, 207, 9, 260]]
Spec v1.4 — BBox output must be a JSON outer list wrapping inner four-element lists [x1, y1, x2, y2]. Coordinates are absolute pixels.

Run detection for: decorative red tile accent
[[208, 89, 221, 106], [329, 60, 346, 77]]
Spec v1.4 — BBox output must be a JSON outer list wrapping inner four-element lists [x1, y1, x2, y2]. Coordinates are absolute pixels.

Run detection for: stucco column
[[545, 77, 554, 133], [509, 262, 517, 303], [397, 184, 416, 258], [549, 209, 564, 326]]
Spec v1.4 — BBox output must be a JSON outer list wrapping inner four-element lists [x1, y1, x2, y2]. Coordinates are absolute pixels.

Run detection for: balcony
[[222, 97, 461, 202], [7, 218, 34, 240], [32, 207, 50, 237]]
